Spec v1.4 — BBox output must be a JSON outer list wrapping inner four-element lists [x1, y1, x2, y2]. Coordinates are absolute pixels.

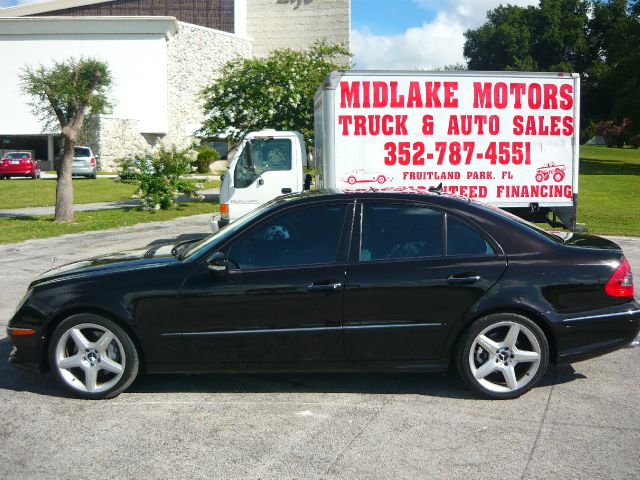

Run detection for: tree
[[463, 0, 640, 139], [201, 40, 350, 149], [21, 58, 112, 222]]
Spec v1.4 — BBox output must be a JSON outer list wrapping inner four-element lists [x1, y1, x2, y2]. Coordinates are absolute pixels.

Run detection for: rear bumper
[[0, 167, 36, 176], [552, 302, 640, 364], [72, 166, 95, 175]]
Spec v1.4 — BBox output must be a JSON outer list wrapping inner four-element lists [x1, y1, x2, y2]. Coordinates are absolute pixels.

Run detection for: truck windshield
[[234, 138, 292, 188]]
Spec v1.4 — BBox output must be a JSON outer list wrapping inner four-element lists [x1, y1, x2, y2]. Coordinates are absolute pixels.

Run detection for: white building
[[0, 0, 350, 170]]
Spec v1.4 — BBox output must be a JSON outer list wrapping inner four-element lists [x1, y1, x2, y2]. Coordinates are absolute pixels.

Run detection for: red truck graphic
[[535, 163, 566, 183]]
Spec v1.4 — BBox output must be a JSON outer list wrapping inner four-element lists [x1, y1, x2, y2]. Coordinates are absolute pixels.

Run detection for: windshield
[[181, 199, 282, 260], [472, 201, 563, 243]]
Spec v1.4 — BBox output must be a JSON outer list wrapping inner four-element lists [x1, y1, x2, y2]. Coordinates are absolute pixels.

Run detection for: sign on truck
[[314, 70, 580, 228], [214, 70, 580, 231]]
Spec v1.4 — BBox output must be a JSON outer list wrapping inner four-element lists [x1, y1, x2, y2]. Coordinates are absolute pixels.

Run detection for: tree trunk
[[55, 126, 78, 222]]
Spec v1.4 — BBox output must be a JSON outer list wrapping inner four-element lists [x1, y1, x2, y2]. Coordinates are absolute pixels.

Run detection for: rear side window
[[228, 204, 347, 270], [74, 147, 91, 157], [447, 215, 495, 256], [360, 204, 442, 261]]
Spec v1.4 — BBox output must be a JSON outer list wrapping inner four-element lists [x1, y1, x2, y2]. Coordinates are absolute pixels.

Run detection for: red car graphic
[[342, 169, 391, 185], [535, 163, 566, 183]]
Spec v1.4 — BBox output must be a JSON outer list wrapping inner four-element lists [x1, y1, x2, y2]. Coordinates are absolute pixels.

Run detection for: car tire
[[455, 313, 549, 400], [48, 313, 140, 400], [91, 173, 97, 179]]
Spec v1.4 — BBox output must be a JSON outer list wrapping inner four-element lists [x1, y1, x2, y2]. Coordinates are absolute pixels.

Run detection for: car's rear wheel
[[48, 314, 139, 399], [456, 313, 549, 399]]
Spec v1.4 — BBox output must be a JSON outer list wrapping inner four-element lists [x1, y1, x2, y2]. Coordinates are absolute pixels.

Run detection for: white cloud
[[352, 0, 538, 70]]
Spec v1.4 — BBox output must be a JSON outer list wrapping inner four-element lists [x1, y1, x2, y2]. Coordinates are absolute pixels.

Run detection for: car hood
[[554, 232, 622, 251], [31, 244, 181, 287]]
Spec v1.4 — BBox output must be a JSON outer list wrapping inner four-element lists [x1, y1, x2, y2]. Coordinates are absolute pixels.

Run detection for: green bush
[[596, 118, 631, 148], [118, 146, 201, 210], [193, 146, 219, 174]]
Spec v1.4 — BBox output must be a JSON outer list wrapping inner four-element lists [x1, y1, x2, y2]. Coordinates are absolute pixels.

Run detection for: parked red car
[[0, 152, 41, 179]]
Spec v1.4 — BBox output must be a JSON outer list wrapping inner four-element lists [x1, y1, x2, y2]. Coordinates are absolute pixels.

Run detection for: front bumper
[[552, 301, 640, 364]]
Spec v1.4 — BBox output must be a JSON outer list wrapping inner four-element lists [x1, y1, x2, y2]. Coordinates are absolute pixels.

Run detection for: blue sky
[[351, 0, 437, 36], [0, 0, 539, 69]]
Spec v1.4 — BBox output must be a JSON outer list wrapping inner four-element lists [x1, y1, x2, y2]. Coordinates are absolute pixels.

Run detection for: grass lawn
[[0, 202, 217, 244], [577, 145, 640, 236], [0, 178, 220, 209]]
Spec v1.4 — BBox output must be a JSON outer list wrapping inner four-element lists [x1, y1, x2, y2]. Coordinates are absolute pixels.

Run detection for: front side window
[[228, 204, 347, 270], [360, 204, 442, 261], [447, 216, 495, 256], [234, 138, 292, 188]]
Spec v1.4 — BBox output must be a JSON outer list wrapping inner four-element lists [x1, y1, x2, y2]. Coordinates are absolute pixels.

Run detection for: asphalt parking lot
[[1, 215, 639, 479]]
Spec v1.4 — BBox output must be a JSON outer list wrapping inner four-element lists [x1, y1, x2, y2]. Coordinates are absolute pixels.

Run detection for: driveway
[[0, 218, 639, 479]]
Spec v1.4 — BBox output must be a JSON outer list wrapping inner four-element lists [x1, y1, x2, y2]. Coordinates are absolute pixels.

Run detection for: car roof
[[291, 188, 472, 208]]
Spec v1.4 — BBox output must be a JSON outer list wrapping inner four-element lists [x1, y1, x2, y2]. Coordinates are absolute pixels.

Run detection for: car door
[[342, 200, 507, 362], [177, 201, 354, 366]]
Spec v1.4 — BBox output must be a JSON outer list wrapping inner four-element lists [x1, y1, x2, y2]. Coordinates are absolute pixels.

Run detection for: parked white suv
[[71, 146, 97, 179]]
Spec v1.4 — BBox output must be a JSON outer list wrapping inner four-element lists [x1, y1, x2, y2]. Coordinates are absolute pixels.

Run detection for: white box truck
[[214, 70, 580, 230]]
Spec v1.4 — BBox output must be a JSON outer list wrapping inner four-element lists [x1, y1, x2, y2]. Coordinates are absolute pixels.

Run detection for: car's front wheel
[[456, 313, 549, 399], [48, 314, 139, 399]]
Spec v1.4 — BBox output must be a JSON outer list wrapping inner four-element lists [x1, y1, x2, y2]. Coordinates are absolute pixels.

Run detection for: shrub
[[118, 146, 201, 210], [629, 135, 640, 149], [597, 118, 631, 147], [192, 145, 219, 174]]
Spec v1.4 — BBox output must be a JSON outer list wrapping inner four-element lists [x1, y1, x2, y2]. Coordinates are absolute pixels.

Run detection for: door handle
[[306, 282, 343, 292], [281, 188, 292, 194], [447, 274, 481, 285]]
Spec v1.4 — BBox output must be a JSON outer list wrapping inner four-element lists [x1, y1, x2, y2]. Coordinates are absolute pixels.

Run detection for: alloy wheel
[[54, 323, 126, 394], [468, 321, 542, 393]]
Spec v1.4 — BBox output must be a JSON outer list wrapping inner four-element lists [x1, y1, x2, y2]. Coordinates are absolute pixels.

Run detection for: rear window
[[5, 152, 30, 159], [472, 201, 563, 243], [74, 147, 91, 157]]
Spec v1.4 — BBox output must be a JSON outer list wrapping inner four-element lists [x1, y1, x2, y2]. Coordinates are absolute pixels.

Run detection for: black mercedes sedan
[[7, 191, 640, 399]]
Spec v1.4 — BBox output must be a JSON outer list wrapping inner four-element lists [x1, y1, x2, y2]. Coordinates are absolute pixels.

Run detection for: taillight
[[605, 257, 634, 298], [90, 157, 96, 167]]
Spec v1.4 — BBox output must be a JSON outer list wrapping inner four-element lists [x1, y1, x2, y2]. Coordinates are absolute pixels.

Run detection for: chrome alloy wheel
[[54, 323, 126, 394], [468, 321, 541, 393]]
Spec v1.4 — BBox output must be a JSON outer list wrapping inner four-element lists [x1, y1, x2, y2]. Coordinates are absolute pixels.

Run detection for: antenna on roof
[[428, 182, 443, 195], [369, 186, 377, 192]]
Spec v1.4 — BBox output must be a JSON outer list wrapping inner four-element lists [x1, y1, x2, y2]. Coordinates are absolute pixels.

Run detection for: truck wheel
[[456, 313, 549, 399], [535, 172, 544, 182], [377, 175, 386, 184], [347, 176, 356, 185], [553, 171, 564, 182]]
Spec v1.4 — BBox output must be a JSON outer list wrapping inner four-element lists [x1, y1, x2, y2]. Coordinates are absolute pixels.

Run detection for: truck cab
[[212, 130, 307, 230]]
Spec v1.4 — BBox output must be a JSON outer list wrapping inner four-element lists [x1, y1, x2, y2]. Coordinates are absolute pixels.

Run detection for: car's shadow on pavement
[[0, 337, 586, 400]]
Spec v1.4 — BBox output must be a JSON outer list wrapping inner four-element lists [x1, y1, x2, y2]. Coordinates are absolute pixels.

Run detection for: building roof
[[0, 0, 118, 17], [0, 16, 178, 37]]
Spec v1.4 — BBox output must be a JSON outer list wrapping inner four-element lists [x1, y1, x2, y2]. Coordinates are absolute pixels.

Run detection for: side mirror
[[304, 173, 312, 190], [207, 251, 227, 272]]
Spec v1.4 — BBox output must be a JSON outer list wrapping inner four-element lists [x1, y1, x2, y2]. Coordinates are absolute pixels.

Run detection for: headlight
[[12, 289, 33, 317]]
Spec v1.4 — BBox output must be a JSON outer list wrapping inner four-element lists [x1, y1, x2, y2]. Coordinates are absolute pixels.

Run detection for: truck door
[[228, 137, 301, 220]]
